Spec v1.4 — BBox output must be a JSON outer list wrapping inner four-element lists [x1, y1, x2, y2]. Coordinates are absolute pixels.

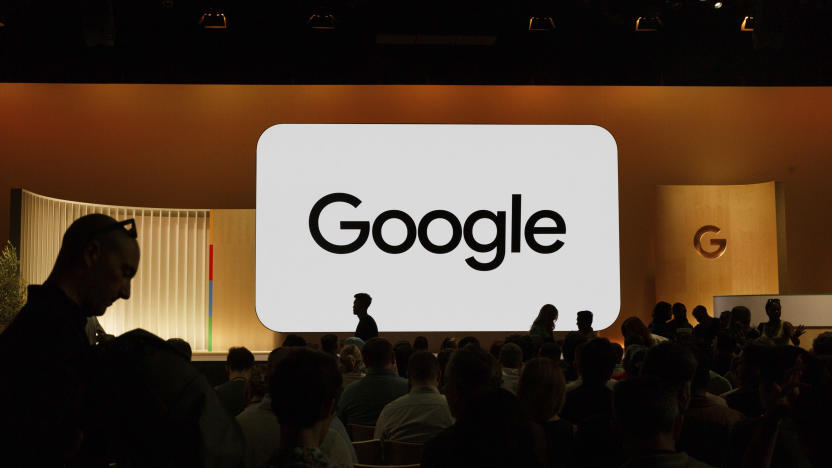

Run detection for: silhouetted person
[[530, 304, 558, 343], [757, 298, 805, 346], [458, 335, 480, 349], [729, 306, 759, 350], [670, 302, 693, 337], [0, 214, 139, 466], [562, 338, 617, 424], [337, 337, 407, 425], [167, 337, 193, 361], [216, 346, 256, 416], [440, 336, 457, 350], [615, 377, 715, 468], [650, 301, 674, 338], [693, 305, 719, 345], [722, 341, 769, 418], [282, 334, 306, 347], [320, 334, 338, 357], [413, 335, 429, 352], [538, 342, 561, 361], [576, 310, 595, 338], [352, 292, 378, 341], [394, 340, 413, 378], [498, 342, 523, 394]]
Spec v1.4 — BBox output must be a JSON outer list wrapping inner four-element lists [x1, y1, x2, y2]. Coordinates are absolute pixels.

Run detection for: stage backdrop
[[655, 182, 783, 316]]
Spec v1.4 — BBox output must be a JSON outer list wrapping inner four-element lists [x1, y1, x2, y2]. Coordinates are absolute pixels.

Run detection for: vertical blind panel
[[18, 190, 209, 351]]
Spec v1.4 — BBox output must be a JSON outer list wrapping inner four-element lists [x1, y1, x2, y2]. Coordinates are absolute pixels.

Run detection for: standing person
[[530, 304, 558, 343], [649, 301, 673, 338], [757, 298, 805, 346], [353, 293, 378, 341], [670, 302, 693, 337], [215, 346, 256, 416], [0, 214, 140, 466], [576, 310, 596, 338]]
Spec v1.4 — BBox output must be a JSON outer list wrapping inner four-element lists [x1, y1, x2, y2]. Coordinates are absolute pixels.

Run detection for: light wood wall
[[655, 182, 780, 318]]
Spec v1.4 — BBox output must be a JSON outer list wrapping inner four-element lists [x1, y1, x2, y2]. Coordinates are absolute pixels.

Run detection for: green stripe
[[208, 316, 213, 351]]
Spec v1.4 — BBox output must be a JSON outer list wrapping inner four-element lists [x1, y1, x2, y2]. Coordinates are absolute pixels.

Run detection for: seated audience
[[268, 348, 350, 468], [813, 331, 832, 373], [621, 343, 648, 380], [713, 332, 736, 376], [517, 357, 575, 468], [614, 377, 715, 468], [576, 310, 596, 338], [338, 344, 365, 389], [337, 338, 408, 425], [562, 338, 617, 424], [413, 335, 429, 352], [421, 346, 542, 468], [216, 346, 256, 416], [374, 351, 454, 443], [394, 340, 413, 378], [342, 336, 364, 351], [498, 342, 523, 393], [649, 301, 674, 338], [530, 303, 558, 343], [320, 334, 338, 357]]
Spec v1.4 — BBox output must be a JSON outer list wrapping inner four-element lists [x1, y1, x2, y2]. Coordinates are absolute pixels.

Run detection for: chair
[[383, 440, 424, 465], [347, 423, 377, 441], [352, 439, 384, 465]]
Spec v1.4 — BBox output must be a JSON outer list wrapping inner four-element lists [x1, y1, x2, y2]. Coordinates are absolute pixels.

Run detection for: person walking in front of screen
[[530, 304, 558, 343], [353, 292, 378, 341], [757, 298, 805, 346]]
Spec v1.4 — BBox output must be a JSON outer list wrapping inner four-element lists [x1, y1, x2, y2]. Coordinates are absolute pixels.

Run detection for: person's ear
[[82, 239, 102, 268]]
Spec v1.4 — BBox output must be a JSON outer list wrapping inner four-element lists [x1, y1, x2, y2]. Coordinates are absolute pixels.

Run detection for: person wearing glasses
[[757, 298, 806, 346], [0, 214, 140, 466]]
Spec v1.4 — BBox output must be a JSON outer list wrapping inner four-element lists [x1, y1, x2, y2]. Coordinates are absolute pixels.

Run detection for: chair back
[[352, 439, 383, 465], [347, 423, 377, 441], [384, 440, 425, 465]]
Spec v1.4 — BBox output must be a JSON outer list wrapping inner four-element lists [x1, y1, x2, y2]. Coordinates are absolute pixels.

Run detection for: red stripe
[[209, 244, 214, 281]]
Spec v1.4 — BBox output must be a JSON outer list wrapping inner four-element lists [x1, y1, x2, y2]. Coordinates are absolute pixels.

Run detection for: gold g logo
[[694, 225, 726, 259]]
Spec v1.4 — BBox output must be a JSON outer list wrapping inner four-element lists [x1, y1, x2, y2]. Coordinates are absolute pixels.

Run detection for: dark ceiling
[[0, 0, 830, 85]]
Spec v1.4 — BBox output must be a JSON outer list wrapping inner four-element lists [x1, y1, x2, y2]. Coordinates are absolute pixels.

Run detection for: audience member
[[517, 357, 575, 468], [622, 344, 648, 380], [352, 292, 378, 341], [498, 342, 523, 394], [440, 336, 457, 350], [437, 347, 454, 391], [0, 214, 140, 465], [268, 348, 351, 468], [393, 340, 413, 378], [538, 342, 561, 361], [712, 332, 736, 376], [338, 344, 365, 389], [413, 335, 429, 352], [670, 302, 693, 337], [505, 333, 535, 362], [167, 337, 192, 361], [757, 298, 806, 346], [561, 331, 589, 381], [283, 334, 307, 347], [722, 341, 768, 418], [692, 305, 719, 345], [216, 346, 256, 416], [718, 310, 732, 330], [458, 335, 480, 349], [337, 338, 407, 425], [530, 304, 558, 343], [641, 342, 697, 413], [320, 334, 338, 357], [342, 336, 364, 351], [729, 306, 759, 350], [374, 351, 454, 443], [563, 338, 617, 420], [488, 340, 504, 360], [421, 346, 542, 468], [614, 377, 715, 468], [622, 316, 668, 350], [649, 301, 674, 338], [610, 342, 625, 379], [576, 310, 596, 338]]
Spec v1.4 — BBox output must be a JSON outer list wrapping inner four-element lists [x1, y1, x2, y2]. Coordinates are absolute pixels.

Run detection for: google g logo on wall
[[694, 225, 727, 259], [256, 124, 621, 333]]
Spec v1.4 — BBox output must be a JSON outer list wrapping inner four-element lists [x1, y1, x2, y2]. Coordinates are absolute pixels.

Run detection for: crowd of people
[[1, 215, 831, 468]]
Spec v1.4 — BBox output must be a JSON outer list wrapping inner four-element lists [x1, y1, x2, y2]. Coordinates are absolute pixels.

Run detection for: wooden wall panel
[[211, 209, 277, 352], [655, 182, 780, 319]]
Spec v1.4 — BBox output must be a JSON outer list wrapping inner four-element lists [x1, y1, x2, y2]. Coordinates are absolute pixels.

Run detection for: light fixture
[[0, 18, 5, 28], [635, 16, 662, 32], [198, 9, 227, 29], [741, 16, 754, 32], [528, 16, 555, 32], [308, 13, 336, 30], [714, 2, 723, 9]]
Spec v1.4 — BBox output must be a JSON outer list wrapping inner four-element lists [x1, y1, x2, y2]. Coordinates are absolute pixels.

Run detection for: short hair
[[269, 349, 341, 428], [504, 334, 534, 362], [576, 338, 616, 384], [653, 301, 672, 322], [562, 331, 589, 366], [267, 347, 292, 377], [361, 337, 394, 369], [226, 347, 255, 371], [283, 334, 307, 347], [692, 305, 708, 318], [445, 345, 501, 396], [459, 336, 480, 349], [642, 342, 697, 390], [408, 351, 440, 382], [731, 306, 751, 325], [614, 377, 679, 437], [813, 332, 832, 355], [517, 357, 566, 423], [354, 293, 372, 308], [672, 302, 687, 319], [166, 338, 192, 361], [441, 337, 458, 350], [538, 342, 561, 361], [320, 334, 338, 354], [413, 336, 429, 351], [577, 310, 593, 323], [394, 340, 413, 378], [54, 214, 135, 269], [499, 342, 523, 369]]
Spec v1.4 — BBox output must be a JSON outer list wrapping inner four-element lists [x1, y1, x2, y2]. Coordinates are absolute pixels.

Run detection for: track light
[[741, 16, 754, 32], [308, 13, 336, 30], [635, 16, 662, 32], [528, 16, 555, 32], [198, 10, 227, 30]]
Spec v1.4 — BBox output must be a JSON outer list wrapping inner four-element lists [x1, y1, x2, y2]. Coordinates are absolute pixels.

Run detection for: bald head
[[48, 214, 140, 317]]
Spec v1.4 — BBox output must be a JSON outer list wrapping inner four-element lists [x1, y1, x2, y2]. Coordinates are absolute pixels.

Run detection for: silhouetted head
[[575, 338, 616, 385], [765, 298, 782, 321], [517, 357, 566, 423], [441, 336, 458, 350], [226, 346, 255, 377], [320, 334, 338, 355], [270, 349, 341, 430], [459, 336, 480, 349], [621, 316, 653, 348], [577, 310, 594, 332], [731, 306, 751, 328], [408, 351, 440, 387], [499, 342, 523, 370], [444, 345, 502, 419], [353, 292, 372, 316], [535, 304, 558, 328], [692, 305, 709, 324], [813, 332, 832, 356], [413, 336, 429, 351], [166, 338, 192, 361], [538, 342, 561, 361], [642, 342, 697, 411], [718, 310, 732, 329], [394, 340, 413, 378], [283, 334, 306, 347], [361, 337, 394, 370], [653, 301, 672, 323], [614, 377, 682, 447], [49, 214, 140, 317], [672, 303, 687, 322], [338, 344, 363, 373]]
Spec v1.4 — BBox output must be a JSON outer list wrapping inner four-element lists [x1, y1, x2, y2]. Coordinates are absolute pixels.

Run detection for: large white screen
[[256, 124, 620, 332]]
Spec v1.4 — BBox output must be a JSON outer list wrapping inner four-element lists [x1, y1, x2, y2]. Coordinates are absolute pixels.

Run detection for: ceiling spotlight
[[308, 13, 336, 30], [741, 16, 755, 32], [198, 10, 227, 29], [528, 16, 555, 32], [714, 2, 723, 8], [635, 16, 662, 32]]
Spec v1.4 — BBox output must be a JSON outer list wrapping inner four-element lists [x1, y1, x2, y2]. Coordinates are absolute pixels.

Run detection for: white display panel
[[714, 294, 832, 327], [256, 124, 620, 332]]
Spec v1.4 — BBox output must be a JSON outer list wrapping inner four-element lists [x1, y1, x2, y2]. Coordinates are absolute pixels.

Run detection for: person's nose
[[120, 280, 131, 300]]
